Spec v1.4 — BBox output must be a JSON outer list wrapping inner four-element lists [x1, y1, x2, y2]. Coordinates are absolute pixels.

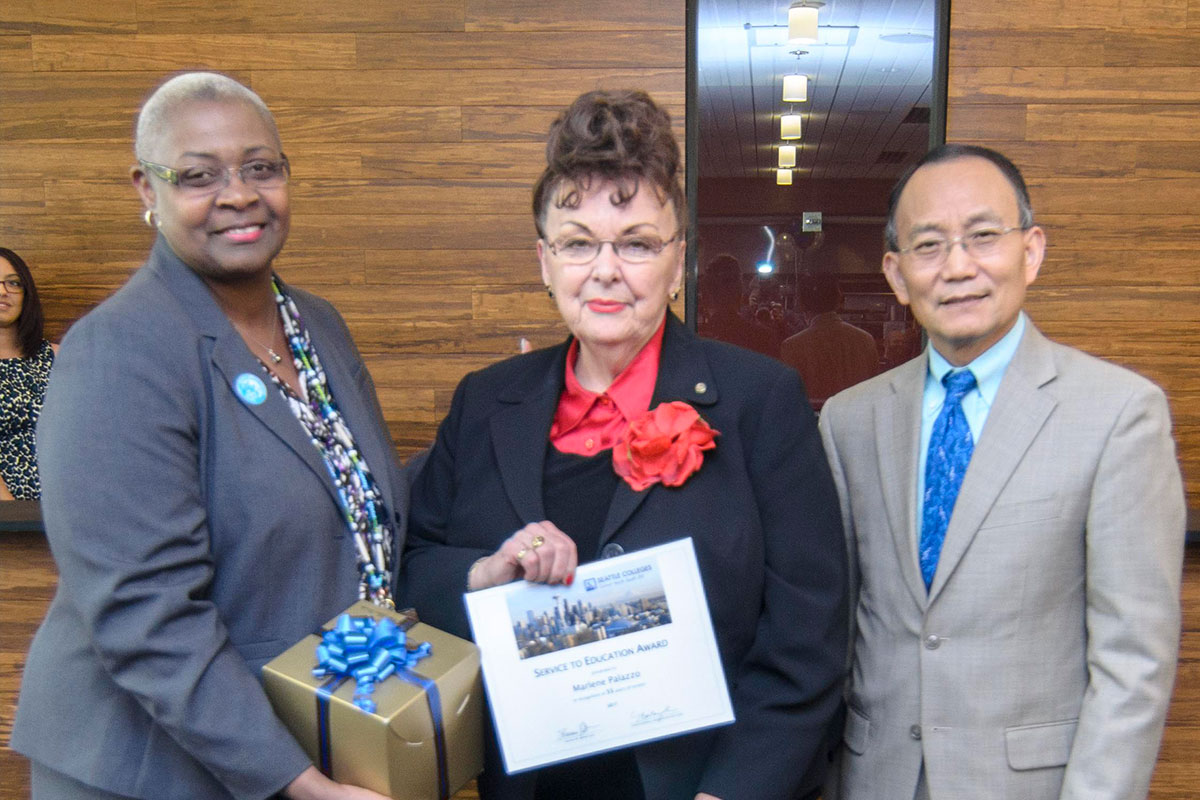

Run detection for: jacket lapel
[[489, 347, 567, 525], [598, 316, 717, 547], [878, 355, 929, 608], [149, 239, 341, 508], [927, 324, 1058, 601]]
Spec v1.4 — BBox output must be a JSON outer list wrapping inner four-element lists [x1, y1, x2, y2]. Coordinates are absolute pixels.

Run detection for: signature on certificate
[[556, 721, 598, 743], [631, 706, 683, 726]]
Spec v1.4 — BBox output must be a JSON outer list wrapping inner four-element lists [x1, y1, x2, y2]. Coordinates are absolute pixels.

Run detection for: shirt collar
[[927, 311, 1026, 406], [554, 317, 666, 435]]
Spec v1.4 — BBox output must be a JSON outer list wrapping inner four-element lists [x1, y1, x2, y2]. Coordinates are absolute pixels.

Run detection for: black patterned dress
[[0, 339, 54, 499]]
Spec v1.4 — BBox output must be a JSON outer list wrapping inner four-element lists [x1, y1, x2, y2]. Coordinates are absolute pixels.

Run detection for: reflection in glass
[[693, 0, 942, 410]]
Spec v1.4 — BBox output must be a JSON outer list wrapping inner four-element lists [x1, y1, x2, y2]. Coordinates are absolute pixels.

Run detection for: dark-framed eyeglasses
[[0, 279, 23, 293], [897, 226, 1025, 264], [138, 155, 290, 195], [546, 233, 680, 265]]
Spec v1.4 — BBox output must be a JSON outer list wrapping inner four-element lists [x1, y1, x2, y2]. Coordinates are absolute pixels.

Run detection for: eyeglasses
[[0, 279, 23, 293], [139, 156, 290, 195], [897, 226, 1025, 263], [546, 233, 680, 265]]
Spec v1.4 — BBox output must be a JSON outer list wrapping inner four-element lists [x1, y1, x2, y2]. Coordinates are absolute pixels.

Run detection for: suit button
[[910, 724, 922, 740], [924, 634, 941, 650], [600, 543, 625, 559]]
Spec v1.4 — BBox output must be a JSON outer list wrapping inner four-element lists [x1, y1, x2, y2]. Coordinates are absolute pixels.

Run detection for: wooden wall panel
[[948, 0, 1200, 505], [0, 0, 684, 466]]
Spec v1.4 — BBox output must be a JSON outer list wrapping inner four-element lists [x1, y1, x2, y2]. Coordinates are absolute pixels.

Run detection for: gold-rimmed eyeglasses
[[897, 226, 1025, 264], [139, 156, 290, 196], [546, 233, 680, 265]]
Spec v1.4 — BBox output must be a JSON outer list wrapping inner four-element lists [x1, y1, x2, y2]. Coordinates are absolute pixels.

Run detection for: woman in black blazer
[[401, 90, 847, 800]]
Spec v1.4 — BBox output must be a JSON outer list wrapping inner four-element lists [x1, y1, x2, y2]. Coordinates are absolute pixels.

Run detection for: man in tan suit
[[819, 144, 1185, 799]]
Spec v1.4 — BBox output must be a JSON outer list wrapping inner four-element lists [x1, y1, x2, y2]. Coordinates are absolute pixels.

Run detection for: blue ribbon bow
[[312, 614, 449, 799], [313, 613, 432, 712]]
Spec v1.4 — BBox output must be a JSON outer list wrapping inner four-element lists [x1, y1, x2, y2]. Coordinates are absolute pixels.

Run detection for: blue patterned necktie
[[920, 369, 977, 590]]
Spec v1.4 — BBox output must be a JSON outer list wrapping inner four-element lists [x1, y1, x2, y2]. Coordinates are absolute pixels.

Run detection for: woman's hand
[[283, 766, 391, 800], [695, 794, 723, 800], [468, 521, 577, 590]]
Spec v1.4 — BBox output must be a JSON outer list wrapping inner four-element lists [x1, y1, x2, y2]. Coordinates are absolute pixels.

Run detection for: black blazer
[[402, 315, 847, 800], [14, 237, 407, 799]]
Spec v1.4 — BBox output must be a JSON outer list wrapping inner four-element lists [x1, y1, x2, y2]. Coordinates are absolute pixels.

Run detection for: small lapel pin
[[234, 373, 268, 406]]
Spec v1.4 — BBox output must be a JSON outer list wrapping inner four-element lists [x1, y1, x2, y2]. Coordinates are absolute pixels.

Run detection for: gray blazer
[[13, 237, 407, 800], [818, 322, 1185, 800]]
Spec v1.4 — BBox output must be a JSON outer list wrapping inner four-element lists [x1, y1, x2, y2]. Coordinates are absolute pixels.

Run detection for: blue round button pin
[[234, 373, 268, 406]]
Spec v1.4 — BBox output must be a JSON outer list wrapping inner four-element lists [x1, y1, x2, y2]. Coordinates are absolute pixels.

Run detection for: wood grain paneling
[[252, 68, 685, 107], [950, 66, 1200, 103], [133, 0, 467, 34], [356, 141, 545, 181], [357, 31, 685, 70], [1027, 104, 1200, 141], [290, 181, 531, 216], [944, 104, 1026, 141], [465, 0, 683, 31], [29, 34, 357, 71], [271, 106, 462, 143], [363, 249, 540, 285], [1026, 251, 1197, 287], [0, 0, 137, 35], [1030, 177, 1200, 214], [951, 0, 1188, 30], [0, 34, 30, 68]]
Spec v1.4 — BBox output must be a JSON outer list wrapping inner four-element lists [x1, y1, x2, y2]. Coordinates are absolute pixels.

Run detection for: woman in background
[[402, 89, 847, 800], [0, 247, 56, 500]]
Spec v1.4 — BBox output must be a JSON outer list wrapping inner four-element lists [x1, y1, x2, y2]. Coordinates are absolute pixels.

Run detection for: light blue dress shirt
[[916, 313, 1027, 547]]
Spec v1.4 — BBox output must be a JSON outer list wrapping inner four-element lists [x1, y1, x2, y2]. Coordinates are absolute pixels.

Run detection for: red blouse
[[549, 319, 666, 456]]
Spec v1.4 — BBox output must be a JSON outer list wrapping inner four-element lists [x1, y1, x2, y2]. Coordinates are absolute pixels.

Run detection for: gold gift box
[[263, 601, 484, 800]]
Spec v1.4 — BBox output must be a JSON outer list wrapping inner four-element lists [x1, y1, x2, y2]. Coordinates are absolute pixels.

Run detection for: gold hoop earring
[[670, 288, 680, 302], [143, 209, 158, 229]]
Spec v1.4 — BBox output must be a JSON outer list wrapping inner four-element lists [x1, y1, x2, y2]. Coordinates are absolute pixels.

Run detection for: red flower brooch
[[612, 401, 719, 491]]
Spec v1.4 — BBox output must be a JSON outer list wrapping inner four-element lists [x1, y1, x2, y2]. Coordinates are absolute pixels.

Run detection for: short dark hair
[[799, 274, 843, 314], [532, 90, 685, 238], [0, 247, 46, 359], [884, 144, 1035, 252]]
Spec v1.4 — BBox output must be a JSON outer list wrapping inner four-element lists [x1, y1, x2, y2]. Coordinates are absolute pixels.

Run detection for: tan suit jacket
[[818, 322, 1184, 800]]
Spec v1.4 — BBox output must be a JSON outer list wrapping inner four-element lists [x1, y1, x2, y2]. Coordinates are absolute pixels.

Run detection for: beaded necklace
[[259, 278, 394, 608]]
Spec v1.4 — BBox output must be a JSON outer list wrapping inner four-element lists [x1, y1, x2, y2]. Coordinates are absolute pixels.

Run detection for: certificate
[[463, 537, 734, 773]]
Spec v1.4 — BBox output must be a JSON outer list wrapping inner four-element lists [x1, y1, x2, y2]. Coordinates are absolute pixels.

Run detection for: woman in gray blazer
[[12, 73, 404, 800]]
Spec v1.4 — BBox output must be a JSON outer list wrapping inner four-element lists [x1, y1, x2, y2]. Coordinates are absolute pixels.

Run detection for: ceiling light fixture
[[776, 168, 794, 186], [787, 2, 824, 46], [781, 113, 802, 140], [782, 73, 808, 103], [778, 145, 797, 168]]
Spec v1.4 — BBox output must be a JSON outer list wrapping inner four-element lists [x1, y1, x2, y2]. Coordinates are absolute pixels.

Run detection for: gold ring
[[516, 548, 528, 561], [530, 535, 545, 549]]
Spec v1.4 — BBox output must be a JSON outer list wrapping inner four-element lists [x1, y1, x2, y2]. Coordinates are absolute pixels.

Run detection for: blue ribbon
[[311, 614, 447, 798], [393, 665, 449, 800]]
